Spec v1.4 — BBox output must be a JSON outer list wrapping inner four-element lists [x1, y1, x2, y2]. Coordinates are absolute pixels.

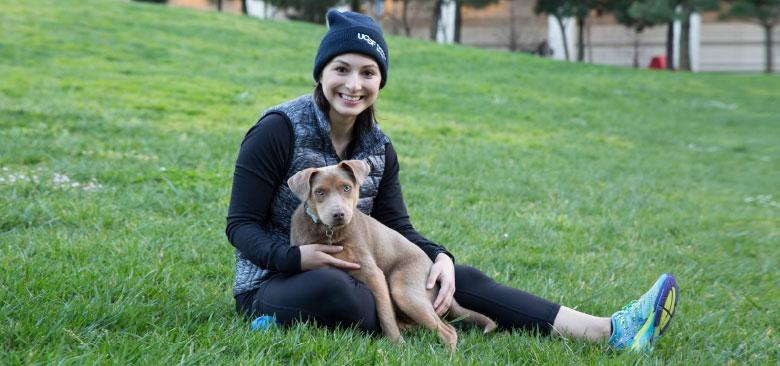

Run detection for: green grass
[[1, 0, 778, 364]]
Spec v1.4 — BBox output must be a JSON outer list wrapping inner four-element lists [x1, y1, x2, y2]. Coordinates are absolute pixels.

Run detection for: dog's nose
[[332, 211, 345, 220]]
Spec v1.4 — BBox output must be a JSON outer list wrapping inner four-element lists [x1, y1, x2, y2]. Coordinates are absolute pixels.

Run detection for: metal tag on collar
[[325, 227, 334, 246]]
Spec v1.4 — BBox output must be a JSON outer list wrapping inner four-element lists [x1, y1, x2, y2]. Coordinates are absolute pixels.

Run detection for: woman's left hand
[[426, 253, 456, 317]]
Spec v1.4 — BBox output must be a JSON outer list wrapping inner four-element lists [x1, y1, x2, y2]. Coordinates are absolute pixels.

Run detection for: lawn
[[1, 0, 778, 364]]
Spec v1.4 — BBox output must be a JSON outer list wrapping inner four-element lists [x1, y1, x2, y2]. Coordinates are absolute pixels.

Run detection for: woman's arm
[[225, 113, 301, 273], [371, 143, 455, 263]]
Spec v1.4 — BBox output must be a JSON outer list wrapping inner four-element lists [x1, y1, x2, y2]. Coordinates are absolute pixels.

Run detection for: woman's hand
[[299, 244, 361, 271], [426, 253, 456, 316]]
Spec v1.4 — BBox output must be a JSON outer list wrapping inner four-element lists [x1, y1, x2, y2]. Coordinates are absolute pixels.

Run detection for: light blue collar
[[304, 203, 319, 224]]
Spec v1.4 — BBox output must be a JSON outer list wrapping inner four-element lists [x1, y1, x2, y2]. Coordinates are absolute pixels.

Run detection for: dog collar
[[304, 203, 319, 224], [304, 202, 335, 245]]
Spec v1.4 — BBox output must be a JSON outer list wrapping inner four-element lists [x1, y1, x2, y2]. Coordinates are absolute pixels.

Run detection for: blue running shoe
[[608, 273, 678, 352], [251, 315, 276, 331]]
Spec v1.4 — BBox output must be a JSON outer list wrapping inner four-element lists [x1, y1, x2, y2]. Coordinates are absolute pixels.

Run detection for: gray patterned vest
[[232, 94, 390, 296]]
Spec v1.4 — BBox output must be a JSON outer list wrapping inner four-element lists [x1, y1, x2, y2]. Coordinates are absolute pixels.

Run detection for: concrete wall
[[166, 0, 778, 72], [380, 0, 548, 53], [584, 13, 778, 72]]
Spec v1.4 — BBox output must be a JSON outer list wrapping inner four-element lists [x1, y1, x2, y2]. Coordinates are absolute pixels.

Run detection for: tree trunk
[[577, 16, 585, 62], [633, 31, 640, 68], [431, 0, 442, 40], [765, 23, 774, 73], [454, 2, 462, 44], [402, 0, 411, 37], [241, 0, 247, 15], [216, 0, 222, 12], [556, 15, 570, 61], [508, 0, 518, 51], [666, 21, 674, 70], [351, 0, 361, 12], [679, 8, 691, 71]]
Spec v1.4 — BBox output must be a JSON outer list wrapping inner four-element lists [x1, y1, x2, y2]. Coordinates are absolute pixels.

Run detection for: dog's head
[[287, 160, 370, 227]]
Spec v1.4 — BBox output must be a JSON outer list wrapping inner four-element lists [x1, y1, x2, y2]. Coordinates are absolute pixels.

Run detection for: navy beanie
[[313, 10, 389, 89]]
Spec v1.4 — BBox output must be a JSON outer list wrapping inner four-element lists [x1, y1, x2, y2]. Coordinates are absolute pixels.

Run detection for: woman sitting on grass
[[226, 10, 678, 352]]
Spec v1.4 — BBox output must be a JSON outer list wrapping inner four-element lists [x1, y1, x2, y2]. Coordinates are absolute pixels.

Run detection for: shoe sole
[[631, 274, 678, 352], [655, 274, 677, 336]]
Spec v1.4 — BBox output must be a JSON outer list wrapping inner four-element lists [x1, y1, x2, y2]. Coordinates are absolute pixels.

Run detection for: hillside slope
[[1, 0, 778, 364]]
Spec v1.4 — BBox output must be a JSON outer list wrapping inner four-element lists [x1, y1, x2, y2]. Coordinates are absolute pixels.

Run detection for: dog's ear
[[339, 160, 371, 186], [287, 167, 318, 201]]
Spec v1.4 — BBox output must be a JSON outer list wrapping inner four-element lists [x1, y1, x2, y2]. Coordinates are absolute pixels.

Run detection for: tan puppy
[[288, 160, 496, 351]]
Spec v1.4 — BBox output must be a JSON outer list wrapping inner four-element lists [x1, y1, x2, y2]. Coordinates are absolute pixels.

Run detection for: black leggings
[[235, 265, 562, 335]]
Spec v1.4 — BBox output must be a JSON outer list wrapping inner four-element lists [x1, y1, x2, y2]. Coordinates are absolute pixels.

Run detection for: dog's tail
[[448, 301, 498, 334]]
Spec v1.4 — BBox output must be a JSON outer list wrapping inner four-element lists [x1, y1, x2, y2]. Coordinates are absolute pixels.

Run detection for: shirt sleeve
[[371, 142, 455, 263], [225, 113, 301, 274]]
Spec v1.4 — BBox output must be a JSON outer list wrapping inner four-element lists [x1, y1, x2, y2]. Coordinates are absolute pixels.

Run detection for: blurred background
[[152, 0, 779, 73]]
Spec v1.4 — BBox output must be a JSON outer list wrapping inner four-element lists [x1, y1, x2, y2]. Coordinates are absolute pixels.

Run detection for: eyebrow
[[332, 59, 378, 69]]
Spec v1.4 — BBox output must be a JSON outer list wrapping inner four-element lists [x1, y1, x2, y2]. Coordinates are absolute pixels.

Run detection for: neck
[[328, 110, 355, 142]]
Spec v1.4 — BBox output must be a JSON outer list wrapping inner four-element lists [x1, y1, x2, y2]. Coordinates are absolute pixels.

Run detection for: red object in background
[[649, 56, 667, 70]]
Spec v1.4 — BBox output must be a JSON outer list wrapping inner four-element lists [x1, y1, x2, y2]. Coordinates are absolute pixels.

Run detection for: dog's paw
[[483, 319, 498, 334]]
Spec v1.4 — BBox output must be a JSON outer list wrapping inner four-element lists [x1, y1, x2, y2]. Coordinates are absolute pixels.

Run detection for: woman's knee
[[455, 265, 495, 289], [305, 269, 378, 331]]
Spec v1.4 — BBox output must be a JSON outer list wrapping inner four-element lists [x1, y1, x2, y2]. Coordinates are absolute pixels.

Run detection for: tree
[[535, 0, 581, 60], [453, 0, 499, 43], [266, 0, 341, 24], [721, 0, 780, 73], [205, 0, 223, 12], [612, 0, 672, 67], [429, 0, 498, 43], [351, 0, 363, 12], [401, 0, 413, 36], [675, 0, 720, 70], [431, 0, 443, 40]]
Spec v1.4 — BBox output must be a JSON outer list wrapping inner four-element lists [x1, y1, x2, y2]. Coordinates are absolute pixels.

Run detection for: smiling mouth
[[339, 93, 363, 102]]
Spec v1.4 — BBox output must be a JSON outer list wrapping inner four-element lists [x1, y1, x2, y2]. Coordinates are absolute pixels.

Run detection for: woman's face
[[320, 53, 381, 123]]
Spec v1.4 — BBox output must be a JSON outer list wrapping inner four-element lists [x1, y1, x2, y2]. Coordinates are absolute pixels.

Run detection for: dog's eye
[[314, 189, 324, 196], [344, 185, 351, 192]]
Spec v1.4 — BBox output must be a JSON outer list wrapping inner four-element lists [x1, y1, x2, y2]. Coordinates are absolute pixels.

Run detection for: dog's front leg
[[356, 268, 402, 343]]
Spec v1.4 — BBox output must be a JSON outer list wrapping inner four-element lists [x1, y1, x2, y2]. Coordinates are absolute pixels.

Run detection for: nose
[[345, 72, 362, 92], [332, 211, 345, 221]]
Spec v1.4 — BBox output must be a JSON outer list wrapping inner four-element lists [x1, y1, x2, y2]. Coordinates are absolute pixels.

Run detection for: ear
[[287, 167, 318, 201], [339, 160, 371, 187]]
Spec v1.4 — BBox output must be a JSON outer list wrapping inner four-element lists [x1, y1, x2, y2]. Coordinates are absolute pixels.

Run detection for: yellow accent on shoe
[[658, 286, 677, 335], [630, 310, 656, 352]]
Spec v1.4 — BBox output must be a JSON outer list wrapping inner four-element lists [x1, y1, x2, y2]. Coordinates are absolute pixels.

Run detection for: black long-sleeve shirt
[[225, 113, 453, 275]]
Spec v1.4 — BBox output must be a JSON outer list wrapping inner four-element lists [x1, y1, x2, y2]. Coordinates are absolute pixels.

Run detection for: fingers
[[434, 285, 455, 316], [315, 245, 360, 269], [300, 245, 360, 271], [433, 281, 454, 315], [435, 290, 454, 316], [327, 256, 361, 270], [315, 244, 345, 254], [427, 265, 441, 290]]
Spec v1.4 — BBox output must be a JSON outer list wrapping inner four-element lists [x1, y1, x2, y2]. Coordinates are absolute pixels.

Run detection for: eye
[[334, 66, 348, 73], [343, 185, 351, 192], [314, 189, 324, 196], [361, 70, 376, 78]]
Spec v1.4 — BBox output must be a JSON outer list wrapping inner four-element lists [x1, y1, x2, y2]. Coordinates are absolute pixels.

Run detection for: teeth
[[341, 94, 361, 101]]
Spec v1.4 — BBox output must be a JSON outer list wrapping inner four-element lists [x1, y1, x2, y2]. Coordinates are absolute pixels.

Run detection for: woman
[[226, 10, 677, 352]]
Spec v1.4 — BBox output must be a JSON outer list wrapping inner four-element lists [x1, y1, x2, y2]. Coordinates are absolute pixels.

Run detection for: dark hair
[[313, 82, 376, 144]]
